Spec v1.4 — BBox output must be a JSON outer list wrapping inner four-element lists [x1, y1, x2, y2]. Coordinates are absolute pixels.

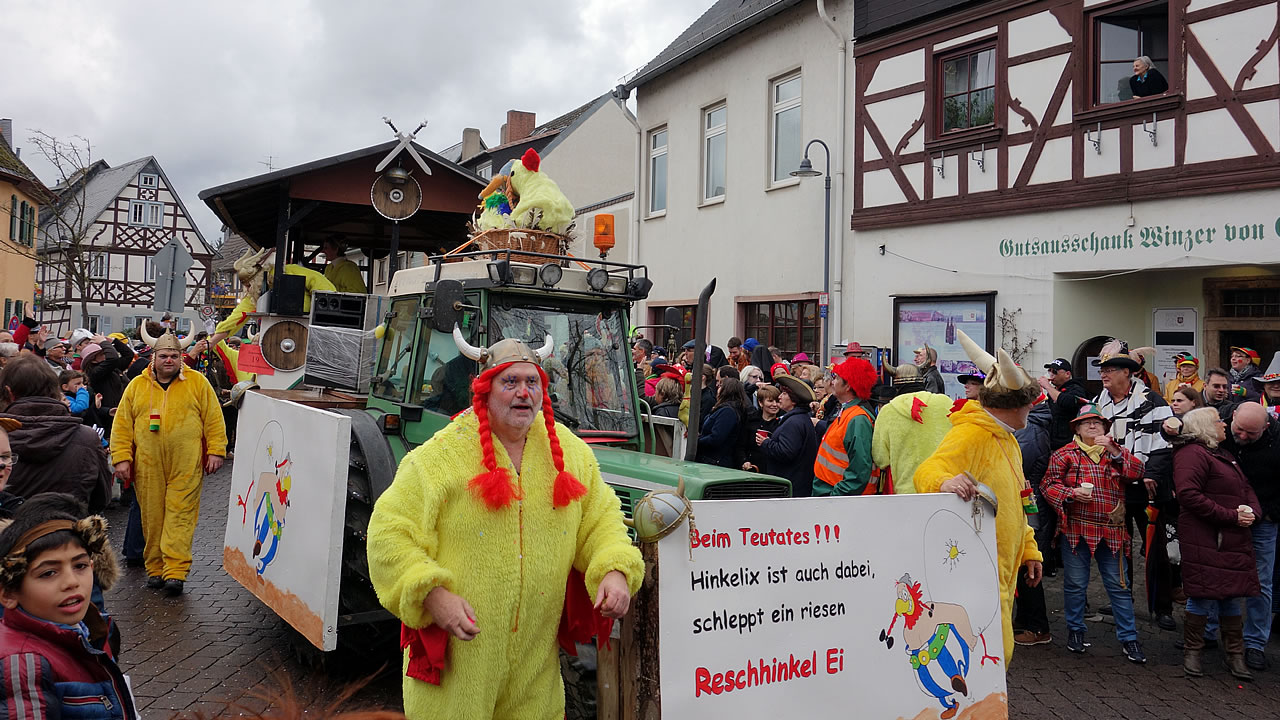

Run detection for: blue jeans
[[1188, 597, 1243, 616], [1202, 520, 1275, 648], [1061, 538, 1138, 642]]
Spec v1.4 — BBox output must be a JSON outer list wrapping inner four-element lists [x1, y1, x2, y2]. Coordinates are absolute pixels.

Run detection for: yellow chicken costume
[[913, 332, 1043, 664], [509, 149, 574, 235], [368, 329, 643, 720], [872, 390, 953, 495], [110, 328, 227, 582]]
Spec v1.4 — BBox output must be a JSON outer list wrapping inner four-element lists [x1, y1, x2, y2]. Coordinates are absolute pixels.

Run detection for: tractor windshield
[[490, 303, 637, 438]]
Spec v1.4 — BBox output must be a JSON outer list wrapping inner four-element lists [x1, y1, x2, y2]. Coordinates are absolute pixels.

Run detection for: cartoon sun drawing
[[942, 539, 966, 570]]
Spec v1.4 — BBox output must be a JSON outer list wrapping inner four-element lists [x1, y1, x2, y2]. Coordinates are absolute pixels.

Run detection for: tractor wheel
[[335, 436, 399, 662]]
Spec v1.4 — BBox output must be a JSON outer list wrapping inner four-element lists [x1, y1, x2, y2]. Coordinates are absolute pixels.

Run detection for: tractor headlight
[[603, 276, 628, 294], [538, 263, 563, 287], [586, 268, 609, 291], [510, 265, 538, 285]]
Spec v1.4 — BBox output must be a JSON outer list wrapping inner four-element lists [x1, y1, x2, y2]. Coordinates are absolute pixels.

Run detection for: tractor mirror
[[431, 279, 465, 333]]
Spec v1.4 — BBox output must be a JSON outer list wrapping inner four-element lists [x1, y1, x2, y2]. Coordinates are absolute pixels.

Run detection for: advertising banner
[[658, 495, 1007, 720]]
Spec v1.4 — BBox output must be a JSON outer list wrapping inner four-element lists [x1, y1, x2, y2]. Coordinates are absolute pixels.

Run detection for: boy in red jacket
[[0, 492, 134, 718]]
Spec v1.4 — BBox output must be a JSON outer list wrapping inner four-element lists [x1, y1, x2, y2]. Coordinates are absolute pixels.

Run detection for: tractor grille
[[613, 487, 637, 519], [702, 481, 791, 500]]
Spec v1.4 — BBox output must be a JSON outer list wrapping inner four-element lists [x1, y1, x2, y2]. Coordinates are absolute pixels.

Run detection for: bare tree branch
[[28, 131, 95, 330]]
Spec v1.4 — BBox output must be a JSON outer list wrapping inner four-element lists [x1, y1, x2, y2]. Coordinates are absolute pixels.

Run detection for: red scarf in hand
[[399, 567, 614, 685]]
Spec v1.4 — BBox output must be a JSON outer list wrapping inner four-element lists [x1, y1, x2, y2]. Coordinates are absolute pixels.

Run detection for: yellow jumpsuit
[[110, 365, 227, 581], [913, 401, 1043, 664], [367, 410, 644, 720], [213, 264, 337, 337], [324, 257, 367, 294]]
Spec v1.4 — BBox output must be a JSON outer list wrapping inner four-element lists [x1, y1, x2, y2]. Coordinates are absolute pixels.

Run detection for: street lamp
[[791, 138, 831, 367]]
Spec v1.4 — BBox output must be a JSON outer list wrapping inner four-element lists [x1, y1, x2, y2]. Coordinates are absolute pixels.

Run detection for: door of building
[[1218, 331, 1280, 374]]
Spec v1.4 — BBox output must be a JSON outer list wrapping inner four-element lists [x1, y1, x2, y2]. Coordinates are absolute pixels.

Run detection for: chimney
[[500, 110, 536, 145], [0, 119, 12, 147], [460, 128, 483, 161]]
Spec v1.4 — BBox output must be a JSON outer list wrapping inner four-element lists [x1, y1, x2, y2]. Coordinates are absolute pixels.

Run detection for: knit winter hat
[[453, 327, 586, 511]]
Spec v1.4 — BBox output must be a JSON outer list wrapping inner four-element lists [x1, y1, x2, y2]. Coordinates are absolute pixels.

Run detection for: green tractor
[[224, 249, 790, 658]]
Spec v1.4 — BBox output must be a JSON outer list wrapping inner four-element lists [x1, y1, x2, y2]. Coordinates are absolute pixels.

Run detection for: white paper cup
[[1079, 482, 1094, 498], [1239, 504, 1254, 515]]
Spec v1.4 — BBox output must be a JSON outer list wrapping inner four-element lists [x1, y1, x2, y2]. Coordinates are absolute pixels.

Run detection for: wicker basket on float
[[445, 226, 571, 264]]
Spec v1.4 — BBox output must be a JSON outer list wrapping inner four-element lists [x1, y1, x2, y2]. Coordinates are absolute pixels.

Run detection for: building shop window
[[129, 200, 163, 228], [939, 45, 997, 133], [477, 162, 492, 179], [648, 127, 668, 214], [742, 299, 819, 360], [1094, 1, 1169, 105], [1222, 288, 1280, 318], [139, 173, 158, 188], [703, 104, 727, 202], [648, 304, 696, 350], [88, 253, 107, 280], [771, 74, 803, 184]]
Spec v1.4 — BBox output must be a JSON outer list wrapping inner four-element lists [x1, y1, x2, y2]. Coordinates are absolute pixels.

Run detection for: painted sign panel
[[895, 297, 992, 399], [658, 495, 1007, 720], [223, 391, 350, 650]]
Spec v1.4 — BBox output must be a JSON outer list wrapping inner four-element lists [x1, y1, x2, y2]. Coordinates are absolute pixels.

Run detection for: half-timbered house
[[37, 156, 214, 337], [849, 0, 1280, 382]]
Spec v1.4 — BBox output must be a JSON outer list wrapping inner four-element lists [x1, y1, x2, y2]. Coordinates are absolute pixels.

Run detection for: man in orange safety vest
[[813, 357, 880, 496]]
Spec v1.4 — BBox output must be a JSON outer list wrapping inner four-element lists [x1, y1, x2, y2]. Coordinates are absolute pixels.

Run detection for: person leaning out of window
[[1130, 56, 1168, 98]]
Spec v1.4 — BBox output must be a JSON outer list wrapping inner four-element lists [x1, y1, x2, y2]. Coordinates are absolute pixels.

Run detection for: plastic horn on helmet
[[139, 322, 159, 348], [995, 348, 1024, 390], [956, 330, 996, 375], [535, 335, 554, 361], [453, 324, 486, 363]]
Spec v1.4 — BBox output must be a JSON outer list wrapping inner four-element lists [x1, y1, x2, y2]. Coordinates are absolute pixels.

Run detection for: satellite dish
[[371, 172, 422, 221], [261, 320, 309, 371]]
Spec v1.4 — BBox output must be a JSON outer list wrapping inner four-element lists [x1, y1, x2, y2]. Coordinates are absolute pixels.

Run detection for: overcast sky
[[5, 0, 708, 245]]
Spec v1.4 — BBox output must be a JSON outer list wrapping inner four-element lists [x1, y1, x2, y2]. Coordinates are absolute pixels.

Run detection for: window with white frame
[[377, 257, 388, 284], [129, 200, 164, 227], [88, 253, 107, 279], [144, 255, 155, 281], [703, 104, 727, 201], [477, 162, 492, 179], [139, 173, 158, 188], [87, 315, 102, 333], [771, 74, 803, 183], [648, 127, 668, 214]]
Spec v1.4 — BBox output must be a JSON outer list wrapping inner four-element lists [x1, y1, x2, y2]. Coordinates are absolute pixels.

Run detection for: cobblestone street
[[103, 460, 1280, 717]]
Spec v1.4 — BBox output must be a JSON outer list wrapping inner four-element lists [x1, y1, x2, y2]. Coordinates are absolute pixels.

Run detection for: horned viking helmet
[[452, 325, 554, 372], [955, 329, 1034, 393], [139, 322, 195, 352], [234, 247, 274, 286]]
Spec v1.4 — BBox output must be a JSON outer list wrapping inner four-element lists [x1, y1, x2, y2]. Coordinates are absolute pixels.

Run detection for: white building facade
[[847, 0, 1280, 391], [629, 0, 852, 360]]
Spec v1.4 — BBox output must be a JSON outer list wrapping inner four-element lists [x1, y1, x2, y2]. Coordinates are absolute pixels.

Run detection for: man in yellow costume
[[914, 330, 1044, 663], [368, 327, 644, 720], [320, 235, 368, 293], [110, 325, 227, 596]]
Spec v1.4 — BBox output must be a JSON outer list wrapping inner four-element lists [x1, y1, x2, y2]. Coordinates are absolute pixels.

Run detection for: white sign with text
[[658, 494, 1008, 720]]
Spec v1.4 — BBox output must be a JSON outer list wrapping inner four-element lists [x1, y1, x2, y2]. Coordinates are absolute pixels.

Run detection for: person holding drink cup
[[1172, 407, 1261, 680], [1042, 404, 1148, 662]]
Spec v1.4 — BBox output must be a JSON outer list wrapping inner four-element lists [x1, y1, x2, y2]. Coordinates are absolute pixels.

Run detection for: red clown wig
[[831, 357, 877, 400], [467, 361, 587, 510]]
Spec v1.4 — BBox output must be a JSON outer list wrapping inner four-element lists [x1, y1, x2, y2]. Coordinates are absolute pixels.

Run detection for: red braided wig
[[469, 362, 587, 510]]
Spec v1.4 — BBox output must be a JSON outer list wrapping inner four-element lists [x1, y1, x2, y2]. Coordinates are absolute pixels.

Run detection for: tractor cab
[[365, 249, 654, 460]]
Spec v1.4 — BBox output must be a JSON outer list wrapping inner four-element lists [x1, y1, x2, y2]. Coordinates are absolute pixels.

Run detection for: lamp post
[[791, 138, 831, 367]]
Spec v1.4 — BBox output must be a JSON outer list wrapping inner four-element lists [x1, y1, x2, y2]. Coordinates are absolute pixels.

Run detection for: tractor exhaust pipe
[[684, 277, 716, 462]]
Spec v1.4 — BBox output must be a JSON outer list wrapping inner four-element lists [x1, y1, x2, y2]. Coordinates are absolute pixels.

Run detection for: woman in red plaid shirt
[[1042, 404, 1147, 662]]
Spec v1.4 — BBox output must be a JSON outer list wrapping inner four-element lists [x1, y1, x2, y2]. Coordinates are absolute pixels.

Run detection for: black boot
[[1223, 615, 1253, 681]]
